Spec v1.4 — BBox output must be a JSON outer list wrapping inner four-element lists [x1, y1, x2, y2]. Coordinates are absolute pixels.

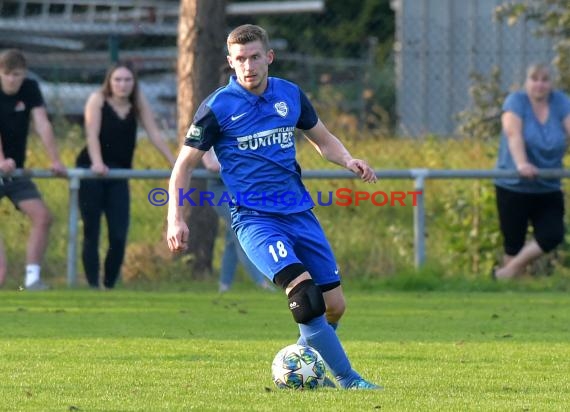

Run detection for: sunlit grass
[[0, 288, 569, 411]]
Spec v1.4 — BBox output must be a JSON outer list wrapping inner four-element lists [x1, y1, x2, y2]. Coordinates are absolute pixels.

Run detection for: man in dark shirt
[[0, 49, 66, 290]]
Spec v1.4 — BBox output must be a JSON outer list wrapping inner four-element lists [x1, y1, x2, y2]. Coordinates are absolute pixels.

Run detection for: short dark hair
[[227, 24, 270, 52], [0, 49, 27, 71]]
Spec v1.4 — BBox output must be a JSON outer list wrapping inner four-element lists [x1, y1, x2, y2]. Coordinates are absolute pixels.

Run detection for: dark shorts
[[495, 185, 565, 255], [0, 177, 42, 209]]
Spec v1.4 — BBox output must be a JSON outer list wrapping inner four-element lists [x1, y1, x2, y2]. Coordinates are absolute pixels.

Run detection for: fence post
[[67, 174, 80, 287], [109, 34, 120, 63], [412, 169, 427, 268]]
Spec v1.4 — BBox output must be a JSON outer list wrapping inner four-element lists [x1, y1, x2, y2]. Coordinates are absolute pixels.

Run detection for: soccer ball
[[271, 344, 327, 389]]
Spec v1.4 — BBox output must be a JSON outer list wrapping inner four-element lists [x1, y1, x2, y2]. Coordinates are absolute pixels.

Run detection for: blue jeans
[[208, 179, 266, 287]]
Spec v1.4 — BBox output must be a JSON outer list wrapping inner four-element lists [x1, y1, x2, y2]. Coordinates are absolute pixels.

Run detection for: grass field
[[1, 284, 569, 411]]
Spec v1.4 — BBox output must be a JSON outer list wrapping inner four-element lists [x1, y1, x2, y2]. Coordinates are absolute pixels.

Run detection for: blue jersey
[[495, 90, 570, 193], [184, 76, 319, 214]]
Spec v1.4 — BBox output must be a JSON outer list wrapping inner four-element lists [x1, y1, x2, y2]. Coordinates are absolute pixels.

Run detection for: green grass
[[1, 285, 569, 411]]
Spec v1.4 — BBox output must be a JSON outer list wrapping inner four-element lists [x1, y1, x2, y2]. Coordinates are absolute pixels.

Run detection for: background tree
[[228, 0, 396, 126], [456, 67, 506, 146], [177, 0, 227, 278], [229, 0, 394, 58]]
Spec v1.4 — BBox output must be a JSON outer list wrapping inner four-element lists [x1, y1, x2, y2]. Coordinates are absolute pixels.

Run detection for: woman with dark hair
[[76, 62, 175, 289]]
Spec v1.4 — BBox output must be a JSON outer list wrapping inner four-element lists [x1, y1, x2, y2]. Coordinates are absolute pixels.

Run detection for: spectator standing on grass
[[0, 49, 66, 290], [76, 62, 175, 290], [167, 24, 381, 389], [202, 148, 275, 293], [493, 63, 570, 280]]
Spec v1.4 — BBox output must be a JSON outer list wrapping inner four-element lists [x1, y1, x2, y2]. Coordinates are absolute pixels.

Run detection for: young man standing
[[0, 49, 66, 290], [167, 25, 381, 389]]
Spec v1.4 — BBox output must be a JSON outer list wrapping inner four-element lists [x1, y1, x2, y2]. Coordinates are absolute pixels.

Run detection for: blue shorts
[[230, 208, 340, 287]]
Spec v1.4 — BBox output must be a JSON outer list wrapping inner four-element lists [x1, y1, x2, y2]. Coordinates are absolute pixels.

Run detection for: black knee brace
[[287, 279, 326, 324], [274, 263, 306, 289]]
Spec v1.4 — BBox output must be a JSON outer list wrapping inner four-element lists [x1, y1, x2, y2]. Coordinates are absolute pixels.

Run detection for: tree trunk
[[177, 0, 227, 279]]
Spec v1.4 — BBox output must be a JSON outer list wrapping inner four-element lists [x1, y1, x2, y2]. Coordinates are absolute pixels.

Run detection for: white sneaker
[[218, 283, 231, 293], [24, 280, 50, 291]]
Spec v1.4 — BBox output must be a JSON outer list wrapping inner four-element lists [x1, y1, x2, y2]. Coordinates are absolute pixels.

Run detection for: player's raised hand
[[167, 221, 190, 252], [347, 159, 377, 183]]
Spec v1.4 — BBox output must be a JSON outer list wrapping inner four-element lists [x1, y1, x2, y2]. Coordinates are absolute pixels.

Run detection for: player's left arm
[[137, 92, 176, 167], [303, 119, 377, 183], [31, 106, 66, 175]]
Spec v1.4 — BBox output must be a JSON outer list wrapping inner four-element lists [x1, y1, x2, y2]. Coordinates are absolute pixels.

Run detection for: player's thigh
[[293, 211, 340, 287], [233, 215, 301, 282]]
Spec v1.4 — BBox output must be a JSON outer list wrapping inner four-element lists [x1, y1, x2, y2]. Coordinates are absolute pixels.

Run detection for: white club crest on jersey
[[274, 101, 288, 117]]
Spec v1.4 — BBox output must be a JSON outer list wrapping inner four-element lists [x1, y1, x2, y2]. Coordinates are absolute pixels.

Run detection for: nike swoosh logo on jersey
[[231, 112, 247, 121]]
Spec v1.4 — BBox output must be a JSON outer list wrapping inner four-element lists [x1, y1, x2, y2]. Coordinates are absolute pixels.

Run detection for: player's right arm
[[167, 145, 206, 252]]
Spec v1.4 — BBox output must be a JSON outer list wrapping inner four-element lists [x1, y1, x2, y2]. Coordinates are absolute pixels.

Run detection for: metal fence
[[1, 1, 569, 286], [0, 0, 398, 289], [392, 0, 557, 137], [4, 168, 570, 287]]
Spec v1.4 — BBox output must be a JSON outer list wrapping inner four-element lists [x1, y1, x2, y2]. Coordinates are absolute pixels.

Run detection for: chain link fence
[[394, 0, 557, 136]]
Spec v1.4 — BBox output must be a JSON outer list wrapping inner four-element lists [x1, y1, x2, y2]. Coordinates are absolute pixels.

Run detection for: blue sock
[[298, 315, 360, 388], [297, 321, 338, 346]]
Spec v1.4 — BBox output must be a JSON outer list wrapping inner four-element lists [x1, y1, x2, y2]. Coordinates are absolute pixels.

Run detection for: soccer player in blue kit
[[167, 24, 381, 390]]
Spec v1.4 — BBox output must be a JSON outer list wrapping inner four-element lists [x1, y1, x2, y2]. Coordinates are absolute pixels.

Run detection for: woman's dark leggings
[[495, 185, 565, 256], [79, 179, 130, 288]]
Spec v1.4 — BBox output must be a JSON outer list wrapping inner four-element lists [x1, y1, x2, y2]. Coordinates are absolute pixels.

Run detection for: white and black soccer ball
[[271, 344, 327, 389]]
